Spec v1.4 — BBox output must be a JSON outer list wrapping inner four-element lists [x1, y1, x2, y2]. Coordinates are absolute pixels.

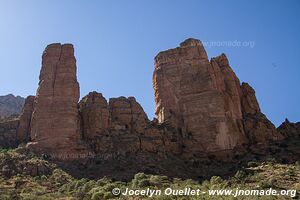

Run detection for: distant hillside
[[0, 94, 25, 118]]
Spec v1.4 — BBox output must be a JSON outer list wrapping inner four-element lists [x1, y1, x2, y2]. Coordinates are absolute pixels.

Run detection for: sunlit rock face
[[79, 91, 110, 140], [12, 39, 284, 161], [153, 38, 247, 154], [153, 38, 282, 155], [28, 43, 88, 158]]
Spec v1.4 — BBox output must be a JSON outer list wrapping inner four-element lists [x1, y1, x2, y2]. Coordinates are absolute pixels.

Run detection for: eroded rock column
[[28, 43, 87, 158]]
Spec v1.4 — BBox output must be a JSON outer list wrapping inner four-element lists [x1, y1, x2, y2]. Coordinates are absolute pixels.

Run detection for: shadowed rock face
[[28, 43, 88, 158], [0, 119, 19, 148], [240, 82, 283, 144], [0, 94, 25, 118], [240, 82, 260, 114], [277, 119, 300, 138], [17, 95, 35, 142]]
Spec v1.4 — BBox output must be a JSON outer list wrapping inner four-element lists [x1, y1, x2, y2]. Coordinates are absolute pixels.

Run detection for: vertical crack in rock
[[27, 43, 88, 159]]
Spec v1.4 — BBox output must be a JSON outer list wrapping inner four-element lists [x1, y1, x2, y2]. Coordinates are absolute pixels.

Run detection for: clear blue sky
[[0, 0, 299, 126]]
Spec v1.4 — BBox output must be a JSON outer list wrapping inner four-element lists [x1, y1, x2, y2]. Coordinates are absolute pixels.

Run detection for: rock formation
[[0, 119, 19, 148], [17, 96, 35, 143], [109, 96, 148, 134], [153, 38, 283, 156], [0, 94, 25, 118], [79, 92, 110, 140], [3, 38, 288, 161], [240, 83, 283, 144], [79, 94, 149, 155], [277, 119, 300, 138], [27, 43, 88, 159], [154, 39, 246, 155]]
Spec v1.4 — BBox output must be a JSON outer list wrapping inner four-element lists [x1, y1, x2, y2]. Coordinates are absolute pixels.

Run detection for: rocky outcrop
[[79, 92, 110, 140], [0, 119, 19, 148], [153, 39, 247, 155], [240, 83, 283, 144], [277, 119, 300, 138], [153, 38, 283, 156], [109, 96, 148, 134], [17, 96, 35, 143], [0, 94, 25, 118], [79, 93, 154, 155], [28, 43, 88, 159], [240, 83, 260, 114], [8, 39, 288, 162]]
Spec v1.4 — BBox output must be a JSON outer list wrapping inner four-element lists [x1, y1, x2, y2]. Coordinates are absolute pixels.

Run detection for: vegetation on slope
[[0, 145, 299, 200]]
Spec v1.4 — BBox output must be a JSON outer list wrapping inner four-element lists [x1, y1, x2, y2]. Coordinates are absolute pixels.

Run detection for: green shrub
[[138, 179, 151, 187], [96, 177, 112, 186], [210, 176, 223, 185], [149, 175, 170, 187], [134, 172, 148, 180], [234, 170, 247, 180], [40, 175, 48, 181], [91, 191, 102, 200], [259, 179, 276, 189], [132, 173, 151, 188], [103, 192, 113, 199]]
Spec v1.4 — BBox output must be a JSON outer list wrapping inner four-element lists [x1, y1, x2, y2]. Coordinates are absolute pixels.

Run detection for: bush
[[91, 191, 102, 200], [96, 177, 112, 186], [132, 173, 151, 188], [210, 176, 223, 185], [149, 175, 170, 187], [259, 179, 276, 189], [134, 172, 148, 180], [40, 175, 48, 181], [103, 192, 113, 199], [234, 170, 247, 180]]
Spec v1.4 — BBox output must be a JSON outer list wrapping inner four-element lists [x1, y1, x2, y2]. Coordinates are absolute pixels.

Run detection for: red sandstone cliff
[[11, 39, 285, 161], [153, 38, 283, 155], [27, 43, 88, 159]]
